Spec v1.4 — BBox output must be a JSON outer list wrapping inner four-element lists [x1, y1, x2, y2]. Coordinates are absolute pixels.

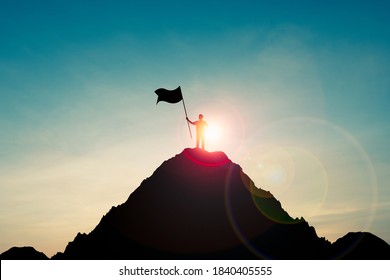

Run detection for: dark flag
[[155, 86, 183, 104]]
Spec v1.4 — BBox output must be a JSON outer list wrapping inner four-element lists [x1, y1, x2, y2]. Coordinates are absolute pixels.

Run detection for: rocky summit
[[2, 148, 390, 260]]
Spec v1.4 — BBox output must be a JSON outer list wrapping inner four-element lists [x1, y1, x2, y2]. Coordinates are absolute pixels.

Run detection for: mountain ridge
[[2, 148, 390, 260]]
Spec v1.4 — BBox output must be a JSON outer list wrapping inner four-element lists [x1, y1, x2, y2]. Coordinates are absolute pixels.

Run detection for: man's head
[[199, 114, 204, 120]]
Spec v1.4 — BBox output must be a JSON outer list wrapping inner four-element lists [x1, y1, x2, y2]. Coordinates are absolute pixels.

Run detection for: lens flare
[[205, 123, 221, 143], [242, 117, 378, 257], [176, 97, 246, 154]]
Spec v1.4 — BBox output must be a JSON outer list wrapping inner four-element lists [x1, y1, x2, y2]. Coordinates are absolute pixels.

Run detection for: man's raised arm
[[186, 117, 195, 125]]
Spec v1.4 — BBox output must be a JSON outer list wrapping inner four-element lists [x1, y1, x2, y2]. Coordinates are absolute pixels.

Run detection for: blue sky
[[1, 0, 390, 257]]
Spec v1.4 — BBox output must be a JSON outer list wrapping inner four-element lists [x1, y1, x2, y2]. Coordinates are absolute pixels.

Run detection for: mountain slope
[[2, 148, 389, 260], [332, 232, 390, 259], [54, 148, 333, 259], [0, 246, 49, 260]]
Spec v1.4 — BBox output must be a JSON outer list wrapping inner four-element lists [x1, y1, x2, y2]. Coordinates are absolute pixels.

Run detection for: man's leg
[[196, 135, 200, 148]]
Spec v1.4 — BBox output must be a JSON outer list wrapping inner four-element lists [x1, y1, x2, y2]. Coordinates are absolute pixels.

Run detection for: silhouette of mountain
[[49, 148, 388, 259], [331, 232, 390, 259], [0, 246, 48, 260], [2, 148, 389, 260]]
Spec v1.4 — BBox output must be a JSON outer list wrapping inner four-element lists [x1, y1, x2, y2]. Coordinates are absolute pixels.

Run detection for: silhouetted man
[[186, 114, 208, 150]]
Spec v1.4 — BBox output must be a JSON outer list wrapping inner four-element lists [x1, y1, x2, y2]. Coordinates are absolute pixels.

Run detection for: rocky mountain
[[2, 148, 390, 259], [0, 246, 49, 260], [332, 232, 390, 259]]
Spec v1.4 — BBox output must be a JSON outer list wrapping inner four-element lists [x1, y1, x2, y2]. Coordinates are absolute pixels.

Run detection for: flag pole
[[182, 97, 192, 139]]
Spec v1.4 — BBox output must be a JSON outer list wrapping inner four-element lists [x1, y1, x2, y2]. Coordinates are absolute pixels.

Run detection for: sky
[[0, 0, 389, 257]]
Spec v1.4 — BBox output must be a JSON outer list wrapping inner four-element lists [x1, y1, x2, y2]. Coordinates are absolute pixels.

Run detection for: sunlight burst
[[205, 124, 221, 143]]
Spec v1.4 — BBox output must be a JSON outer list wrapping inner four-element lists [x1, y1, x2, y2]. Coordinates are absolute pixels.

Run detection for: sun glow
[[205, 123, 221, 143]]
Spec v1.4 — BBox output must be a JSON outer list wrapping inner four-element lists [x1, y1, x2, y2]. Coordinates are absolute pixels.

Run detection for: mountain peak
[[3, 149, 389, 260], [51, 148, 390, 259], [56, 147, 331, 259], [180, 148, 231, 166], [0, 246, 48, 260]]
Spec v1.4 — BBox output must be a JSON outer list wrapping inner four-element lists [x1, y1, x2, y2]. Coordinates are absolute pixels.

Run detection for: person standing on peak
[[186, 114, 208, 150]]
